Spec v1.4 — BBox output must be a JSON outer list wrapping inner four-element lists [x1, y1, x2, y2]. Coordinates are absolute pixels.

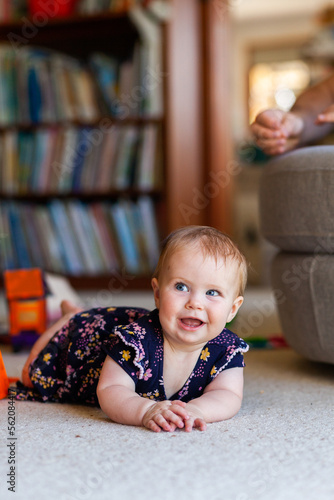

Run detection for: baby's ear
[[151, 278, 160, 308], [227, 296, 244, 323]]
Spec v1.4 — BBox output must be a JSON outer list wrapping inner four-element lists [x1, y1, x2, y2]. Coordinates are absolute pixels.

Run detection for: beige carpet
[[1, 346, 334, 500]]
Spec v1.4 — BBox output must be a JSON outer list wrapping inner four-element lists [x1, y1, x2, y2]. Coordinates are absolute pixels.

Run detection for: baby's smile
[[179, 317, 205, 330]]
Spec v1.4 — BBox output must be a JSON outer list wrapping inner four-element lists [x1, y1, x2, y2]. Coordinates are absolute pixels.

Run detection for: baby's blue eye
[[175, 282, 188, 292], [206, 289, 219, 297]]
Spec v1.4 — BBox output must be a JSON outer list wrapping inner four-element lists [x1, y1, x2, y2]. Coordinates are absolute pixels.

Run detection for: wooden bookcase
[[0, 9, 165, 289], [0, 0, 233, 289]]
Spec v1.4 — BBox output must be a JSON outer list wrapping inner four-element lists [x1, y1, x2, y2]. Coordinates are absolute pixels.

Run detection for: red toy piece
[[28, 0, 79, 18]]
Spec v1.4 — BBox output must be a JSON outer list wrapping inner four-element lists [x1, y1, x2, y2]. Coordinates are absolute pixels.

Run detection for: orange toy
[[0, 350, 9, 399], [4, 269, 47, 337], [0, 350, 19, 399]]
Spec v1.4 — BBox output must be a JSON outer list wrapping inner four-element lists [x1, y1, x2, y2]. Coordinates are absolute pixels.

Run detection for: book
[[135, 123, 158, 189], [78, 128, 102, 192], [16, 49, 30, 124], [17, 130, 34, 193], [55, 127, 78, 193], [1, 46, 18, 125], [71, 127, 90, 193], [129, 5, 164, 116], [70, 65, 100, 122], [0, 203, 16, 270], [118, 57, 137, 117], [86, 203, 116, 272], [19, 205, 47, 269], [66, 201, 104, 274], [45, 127, 67, 191], [95, 125, 121, 191], [66, 200, 107, 274], [31, 205, 66, 274], [89, 203, 120, 272], [27, 57, 43, 124], [7, 202, 32, 268], [48, 200, 85, 275], [89, 52, 119, 116], [37, 127, 59, 192], [109, 201, 141, 274], [137, 195, 160, 270], [2, 131, 17, 194], [29, 129, 50, 192], [113, 126, 140, 189], [121, 199, 149, 273]]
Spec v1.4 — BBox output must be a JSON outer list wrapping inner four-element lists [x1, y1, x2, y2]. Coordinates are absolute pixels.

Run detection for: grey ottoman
[[259, 145, 334, 364]]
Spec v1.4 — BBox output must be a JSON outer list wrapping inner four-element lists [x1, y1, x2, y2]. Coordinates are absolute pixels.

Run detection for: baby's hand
[[142, 400, 189, 433], [182, 404, 207, 432]]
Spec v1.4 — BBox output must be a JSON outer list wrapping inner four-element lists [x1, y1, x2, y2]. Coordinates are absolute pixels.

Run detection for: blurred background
[[1, 0, 334, 343]]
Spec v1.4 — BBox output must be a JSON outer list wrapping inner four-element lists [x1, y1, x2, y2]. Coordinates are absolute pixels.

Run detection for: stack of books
[[0, 42, 162, 125], [0, 123, 162, 194], [0, 197, 160, 276]]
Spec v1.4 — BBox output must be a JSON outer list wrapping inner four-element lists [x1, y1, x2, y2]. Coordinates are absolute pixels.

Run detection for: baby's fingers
[[146, 419, 163, 433], [184, 417, 207, 433], [147, 411, 185, 433], [169, 402, 190, 420], [170, 400, 186, 408], [164, 409, 185, 429], [193, 417, 207, 432], [148, 414, 174, 432]]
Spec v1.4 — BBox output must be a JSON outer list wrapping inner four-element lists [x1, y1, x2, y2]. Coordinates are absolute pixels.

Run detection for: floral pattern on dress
[[11, 307, 249, 406]]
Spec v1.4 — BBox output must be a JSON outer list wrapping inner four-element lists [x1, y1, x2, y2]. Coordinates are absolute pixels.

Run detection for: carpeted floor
[[1, 346, 334, 500]]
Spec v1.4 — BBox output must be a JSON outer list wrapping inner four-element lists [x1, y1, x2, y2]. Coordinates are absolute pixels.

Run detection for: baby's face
[[151, 247, 243, 351]]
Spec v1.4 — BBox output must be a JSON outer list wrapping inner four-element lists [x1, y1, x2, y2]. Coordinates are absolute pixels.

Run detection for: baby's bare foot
[[60, 300, 82, 316]]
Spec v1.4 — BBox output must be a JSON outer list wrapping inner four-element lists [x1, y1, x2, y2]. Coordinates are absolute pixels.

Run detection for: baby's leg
[[21, 300, 82, 387]]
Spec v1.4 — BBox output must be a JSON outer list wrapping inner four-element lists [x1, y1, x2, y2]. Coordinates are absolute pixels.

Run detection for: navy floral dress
[[12, 307, 249, 406]]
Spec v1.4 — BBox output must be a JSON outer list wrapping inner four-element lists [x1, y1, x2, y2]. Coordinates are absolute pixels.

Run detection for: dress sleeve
[[103, 324, 147, 383], [208, 332, 249, 381]]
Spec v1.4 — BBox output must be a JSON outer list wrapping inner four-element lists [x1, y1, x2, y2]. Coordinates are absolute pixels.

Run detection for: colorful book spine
[[0, 198, 160, 276], [0, 123, 161, 194]]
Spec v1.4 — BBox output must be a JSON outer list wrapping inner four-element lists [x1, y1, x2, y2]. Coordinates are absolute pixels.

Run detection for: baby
[[16, 225, 249, 432]]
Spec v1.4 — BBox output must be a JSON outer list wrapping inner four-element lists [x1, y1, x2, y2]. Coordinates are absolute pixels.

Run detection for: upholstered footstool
[[259, 145, 334, 364]]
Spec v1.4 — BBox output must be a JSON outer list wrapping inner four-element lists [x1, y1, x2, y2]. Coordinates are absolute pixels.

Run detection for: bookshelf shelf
[[67, 274, 152, 290], [0, 189, 163, 201], [0, 116, 163, 132], [1, 12, 139, 59]]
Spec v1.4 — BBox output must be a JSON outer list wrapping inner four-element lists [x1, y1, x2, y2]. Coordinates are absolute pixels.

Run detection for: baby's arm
[[182, 367, 244, 432], [97, 356, 188, 432]]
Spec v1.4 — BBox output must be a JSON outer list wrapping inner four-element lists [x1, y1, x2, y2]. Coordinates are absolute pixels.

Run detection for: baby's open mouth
[[180, 318, 204, 328]]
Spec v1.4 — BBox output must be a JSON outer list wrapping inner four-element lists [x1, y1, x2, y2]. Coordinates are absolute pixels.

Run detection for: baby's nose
[[186, 293, 204, 309]]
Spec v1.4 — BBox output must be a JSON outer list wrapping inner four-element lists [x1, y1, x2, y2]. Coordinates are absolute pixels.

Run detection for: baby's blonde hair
[[153, 225, 248, 296]]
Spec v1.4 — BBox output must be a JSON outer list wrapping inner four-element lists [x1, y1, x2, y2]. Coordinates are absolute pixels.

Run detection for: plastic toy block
[[4, 269, 47, 337]]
